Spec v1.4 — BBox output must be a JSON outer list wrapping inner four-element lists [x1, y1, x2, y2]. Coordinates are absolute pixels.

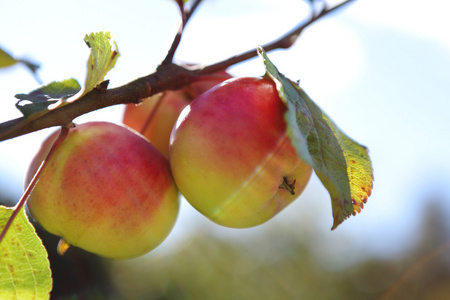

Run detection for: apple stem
[[139, 92, 168, 135], [0, 125, 71, 245], [279, 177, 296, 195], [183, 85, 198, 100]]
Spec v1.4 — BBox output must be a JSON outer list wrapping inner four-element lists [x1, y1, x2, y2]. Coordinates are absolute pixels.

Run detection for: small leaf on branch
[[258, 46, 373, 229], [0, 206, 52, 299], [15, 78, 81, 118], [83, 31, 120, 96]]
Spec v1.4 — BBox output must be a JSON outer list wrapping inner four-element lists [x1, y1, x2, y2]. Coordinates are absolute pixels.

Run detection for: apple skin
[[122, 71, 232, 158], [25, 122, 179, 259], [169, 77, 312, 228]]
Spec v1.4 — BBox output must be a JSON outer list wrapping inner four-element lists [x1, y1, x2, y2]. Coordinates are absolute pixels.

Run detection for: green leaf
[[0, 206, 52, 299], [15, 78, 81, 118], [258, 46, 373, 230], [83, 31, 120, 96], [0, 47, 17, 68]]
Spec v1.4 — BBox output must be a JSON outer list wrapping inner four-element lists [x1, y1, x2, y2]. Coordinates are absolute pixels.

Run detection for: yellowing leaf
[[0, 206, 52, 299], [258, 46, 373, 229], [83, 31, 120, 96]]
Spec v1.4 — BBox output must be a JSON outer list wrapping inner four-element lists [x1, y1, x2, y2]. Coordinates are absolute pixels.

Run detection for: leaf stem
[[0, 125, 70, 245]]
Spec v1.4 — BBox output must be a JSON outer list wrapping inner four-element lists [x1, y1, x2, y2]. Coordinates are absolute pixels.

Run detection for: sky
[[1, 0, 450, 264]]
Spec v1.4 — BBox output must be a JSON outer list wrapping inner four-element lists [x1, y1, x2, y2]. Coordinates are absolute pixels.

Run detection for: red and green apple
[[169, 77, 312, 228], [25, 122, 179, 259]]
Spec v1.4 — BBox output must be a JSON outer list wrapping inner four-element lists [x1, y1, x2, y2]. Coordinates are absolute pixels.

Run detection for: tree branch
[[0, 0, 354, 142], [185, 0, 203, 21]]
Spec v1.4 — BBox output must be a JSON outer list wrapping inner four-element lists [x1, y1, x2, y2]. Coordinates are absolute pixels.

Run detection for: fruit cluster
[[26, 74, 312, 259]]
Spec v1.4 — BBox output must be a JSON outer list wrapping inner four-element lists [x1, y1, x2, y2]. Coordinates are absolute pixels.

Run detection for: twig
[[199, 0, 355, 74], [186, 0, 203, 21], [161, 0, 204, 65]]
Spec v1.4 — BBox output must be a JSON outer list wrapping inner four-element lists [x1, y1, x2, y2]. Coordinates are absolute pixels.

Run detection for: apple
[[25, 122, 179, 259], [122, 71, 232, 158], [169, 77, 312, 228]]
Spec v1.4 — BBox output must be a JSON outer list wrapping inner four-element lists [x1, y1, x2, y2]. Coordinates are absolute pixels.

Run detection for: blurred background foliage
[[2, 188, 447, 299], [108, 197, 450, 300]]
